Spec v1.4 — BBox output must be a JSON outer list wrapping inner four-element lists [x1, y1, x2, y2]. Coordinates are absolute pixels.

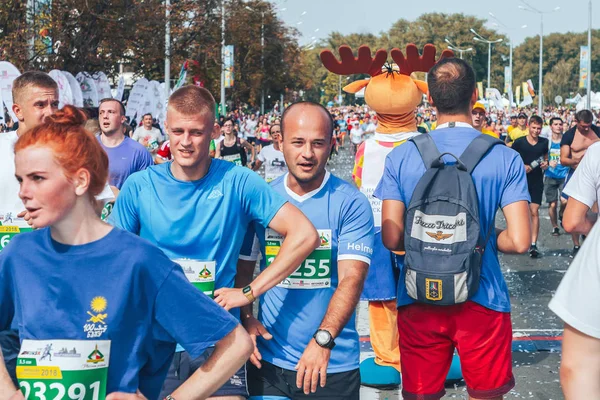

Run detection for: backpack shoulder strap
[[460, 135, 505, 174], [409, 133, 441, 169]]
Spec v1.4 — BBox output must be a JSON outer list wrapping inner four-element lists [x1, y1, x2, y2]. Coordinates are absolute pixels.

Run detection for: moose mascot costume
[[320, 44, 462, 387]]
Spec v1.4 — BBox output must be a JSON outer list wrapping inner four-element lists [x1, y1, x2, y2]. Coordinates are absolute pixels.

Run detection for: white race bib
[[176, 259, 216, 298], [17, 339, 110, 400]]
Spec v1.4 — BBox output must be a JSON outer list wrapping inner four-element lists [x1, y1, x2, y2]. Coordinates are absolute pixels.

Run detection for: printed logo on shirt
[[425, 278, 442, 301], [208, 189, 224, 200], [83, 297, 108, 338]]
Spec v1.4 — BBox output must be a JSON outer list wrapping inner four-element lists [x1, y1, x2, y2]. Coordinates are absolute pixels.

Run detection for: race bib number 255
[[266, 229, 333, 289]]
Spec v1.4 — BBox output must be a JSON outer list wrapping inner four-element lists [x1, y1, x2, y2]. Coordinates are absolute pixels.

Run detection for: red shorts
[[398, 301, 515, 400]]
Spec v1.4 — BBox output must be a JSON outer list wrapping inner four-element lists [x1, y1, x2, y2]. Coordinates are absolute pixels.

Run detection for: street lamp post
[[519, 1, 560, 113], [470, 28, 503, 90], [164, 0, 170, 101], [488, 13, 528, 109], [587, 0, 592, 108], [444, 38, 473, 59], [261, 11, 265, 115], [220, 1, 226, 117], [245, 5, 266, 115]]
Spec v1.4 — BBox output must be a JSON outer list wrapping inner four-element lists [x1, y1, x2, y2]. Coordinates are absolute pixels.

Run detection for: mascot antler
[[391, 44, 454, 75], [319, 45, 388, 77]]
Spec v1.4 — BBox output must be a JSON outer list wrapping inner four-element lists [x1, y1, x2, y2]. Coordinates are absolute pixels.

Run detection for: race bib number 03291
[[17, 340, 110, 400], [266, 229, 333, 289]]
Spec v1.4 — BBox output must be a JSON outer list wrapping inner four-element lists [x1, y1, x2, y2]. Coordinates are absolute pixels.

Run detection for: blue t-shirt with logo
[[97, 136, 154, 190], [545, 140, 569, 180], [374, 127, 530, 312], [241, 172, 374, 373], [0, 228, 238, 400], [109, 160, 286, 336]]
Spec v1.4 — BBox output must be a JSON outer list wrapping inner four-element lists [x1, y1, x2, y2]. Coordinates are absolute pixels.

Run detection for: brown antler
[[390, 44, 454, 76], [320, 45, 388, 77]]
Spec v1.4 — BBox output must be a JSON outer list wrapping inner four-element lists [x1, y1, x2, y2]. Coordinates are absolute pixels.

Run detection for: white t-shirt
[[132, 126, 164, 152], [562, 141, 600, 208], [0, 131, 21, 213], [257, 144, 287, 182], [350, 127, 364, 144], [549, 220, 600, 338], [244, 119, 258, 138], [0, 130, 114, 218]]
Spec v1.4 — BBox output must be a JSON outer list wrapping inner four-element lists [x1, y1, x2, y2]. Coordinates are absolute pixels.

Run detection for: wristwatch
[[313, 329, 336, 349], [242, 285, 256, 303], [164, 395, 175, 400]]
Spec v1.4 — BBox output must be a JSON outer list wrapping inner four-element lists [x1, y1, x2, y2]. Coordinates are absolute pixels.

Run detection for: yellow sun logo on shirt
[[90, 297, 107, 313]]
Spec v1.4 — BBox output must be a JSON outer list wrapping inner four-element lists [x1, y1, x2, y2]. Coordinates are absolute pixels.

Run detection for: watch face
[[315, 330, 330, 345], [243, 286, 251, 294]]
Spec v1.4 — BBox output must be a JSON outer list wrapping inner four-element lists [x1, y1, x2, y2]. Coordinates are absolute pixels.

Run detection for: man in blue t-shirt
[[110, 86, 320, 399], [375, 58, 531, 400], [239, 102, 374, 400], [544, 117, 569, 236], [97, 98, 154, 190]]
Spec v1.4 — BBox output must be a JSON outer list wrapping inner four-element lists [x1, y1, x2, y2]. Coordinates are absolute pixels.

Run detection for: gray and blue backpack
[[404, 133, 503, 305]]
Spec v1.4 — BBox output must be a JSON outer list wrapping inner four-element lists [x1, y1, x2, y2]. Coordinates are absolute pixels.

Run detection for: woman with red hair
[[0, 106, 252, 400]]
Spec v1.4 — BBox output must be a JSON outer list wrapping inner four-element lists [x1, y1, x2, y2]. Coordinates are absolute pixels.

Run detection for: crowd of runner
[[0, 64, 599, 400]]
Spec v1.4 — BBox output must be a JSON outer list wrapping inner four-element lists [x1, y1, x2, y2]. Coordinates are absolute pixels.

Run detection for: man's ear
[[211, 122, 221, 140], [470, 89, 479, 109], [12, 103, 23, 122], [427, 94, 435, 108]]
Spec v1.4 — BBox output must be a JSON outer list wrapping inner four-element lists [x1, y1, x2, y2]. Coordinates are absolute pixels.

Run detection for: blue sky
[[272, 0, 600, 46]]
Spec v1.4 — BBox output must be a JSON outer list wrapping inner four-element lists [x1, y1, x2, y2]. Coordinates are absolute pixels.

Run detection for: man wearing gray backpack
[[374, 57, 532, 400]]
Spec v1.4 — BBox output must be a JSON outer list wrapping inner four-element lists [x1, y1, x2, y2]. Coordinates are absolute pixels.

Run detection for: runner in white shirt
[[549, 220, 600, 399], [244, 113, 258, 145], [252, 124, 287, 182], [349, 121, 364, 154], [562, 141, 600, 235], [131, 113, 164, 154]]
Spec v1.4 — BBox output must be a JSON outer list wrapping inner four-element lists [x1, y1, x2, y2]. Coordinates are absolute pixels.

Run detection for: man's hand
[[106, 390, 147, 400], [242, 315, 272, 368], [541, 161, 549, 170], [214, 288, 251, 311], [525, 165, 532, 174], [17, 211, 34, 228], [295, 339, 331, 395]]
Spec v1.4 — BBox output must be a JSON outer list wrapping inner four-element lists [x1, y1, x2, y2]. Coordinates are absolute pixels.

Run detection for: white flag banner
[[62, 71, 83, 107], [115, 76, 125, 101], [49, 70, 74, 109], [485, 88, 505, 110], [0, 61, 21, 122], [92, 72, 112, 101], [126, 78, 148, 121], [76, 72, 99, 107]]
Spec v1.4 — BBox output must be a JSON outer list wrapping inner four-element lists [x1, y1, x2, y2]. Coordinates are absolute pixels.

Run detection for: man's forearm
[[235, 259, 255, 320], [171, 325, 252, 400], [250, 228, 318, 297], [318, 273, 366, 338]]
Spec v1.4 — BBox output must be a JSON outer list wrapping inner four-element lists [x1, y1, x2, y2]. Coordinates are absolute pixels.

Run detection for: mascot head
[[320, 44, 453, 133]]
